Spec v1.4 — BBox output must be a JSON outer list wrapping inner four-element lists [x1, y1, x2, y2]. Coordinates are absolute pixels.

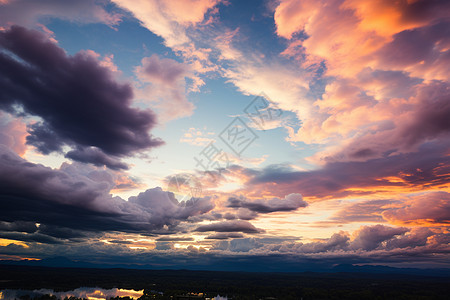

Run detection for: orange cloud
[[382, 191, 450, 226], [274, 0, 450, 78]]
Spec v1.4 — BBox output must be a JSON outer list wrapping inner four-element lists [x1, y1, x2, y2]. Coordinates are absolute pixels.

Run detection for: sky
[[0, 0, 449, 272]]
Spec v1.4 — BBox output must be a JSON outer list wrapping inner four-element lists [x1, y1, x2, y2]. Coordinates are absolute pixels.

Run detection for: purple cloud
[[0, 146, 214, 242], [194, 220, 265, 234], [227, 193, 307, 214], [0, 26, 163, 169]]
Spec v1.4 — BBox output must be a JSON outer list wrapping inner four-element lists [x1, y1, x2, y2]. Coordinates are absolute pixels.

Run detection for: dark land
[[1, 264, 450, 300]]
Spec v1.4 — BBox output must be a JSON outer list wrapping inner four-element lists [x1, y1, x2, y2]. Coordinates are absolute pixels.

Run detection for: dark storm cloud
[[0, 231, 64, 244], [0, 26, 163, 169], [65, 147, 129, 170], [194, 220, 264, 234], [0, 221, 38, 233], [0, 146, 214, 243]]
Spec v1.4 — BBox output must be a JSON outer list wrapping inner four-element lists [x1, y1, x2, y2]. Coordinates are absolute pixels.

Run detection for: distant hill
[[1, 256, 450, 277]]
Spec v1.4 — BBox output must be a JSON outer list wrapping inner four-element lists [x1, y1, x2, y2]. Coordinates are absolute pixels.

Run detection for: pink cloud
[[351, 224, 408, 250], [230, 139, 450, 200], [382, 191, 450, 226], [305, 80, 450, 164], [0, 112, 27, 156], [274, 0, 450, 167], [135, 55, 196, 122], [274, 0, 450, 78]]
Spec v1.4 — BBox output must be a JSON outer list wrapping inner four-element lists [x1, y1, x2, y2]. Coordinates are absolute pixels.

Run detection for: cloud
[[274, 0, 450, 170], [128, 188, 214, 228], [212, 238, 263, 252], [65, 147, 129, 171], [112, 0, 221, 48], [382, 192, 450, 226], [137, 55, 190, 85], [374, 20, 450, 81], [0, 0, 122, 28], [385, 227, 433, 250], [0, 26, 163, 168], [205, 232, 244, 240], [0, 231, 65, 244], [306, 81, 450, 164], [0, 145, 214, 242], [135, 55, 199, 122], [179, 127, 215, 146], [274, 0, 450, 78], [194, 220, 264, 234], [156, 236, 194, 242], [291, 232, 350, 253], [154, 241, 175, 250], [238, 140, 450, 199], [330, 199, 395, 223], [227, 193, 307, 214], [1, 222, 449, 270], [0, 221, 37, 233], [350, 224, 409, 251], [223, 60, 310, 118], [0, 112, 27, 156]]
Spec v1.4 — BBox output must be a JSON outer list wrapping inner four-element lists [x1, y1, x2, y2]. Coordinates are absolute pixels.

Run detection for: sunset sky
[[0, 0, 449, 271]]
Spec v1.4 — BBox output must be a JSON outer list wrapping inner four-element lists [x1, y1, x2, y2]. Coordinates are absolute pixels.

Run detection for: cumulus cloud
[[0, 26, 163, 168], [385, 227, 433, 250], [212, 237, 263, 252], [291, 232, 350, 253], [350, 224, 408, 251], [0, 145, 214, 242], [1, 222, 449, 270]]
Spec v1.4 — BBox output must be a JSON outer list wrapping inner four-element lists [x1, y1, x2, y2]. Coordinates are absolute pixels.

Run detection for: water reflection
[[0, 289, 228, 300], [0, 287, 143, 300]]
